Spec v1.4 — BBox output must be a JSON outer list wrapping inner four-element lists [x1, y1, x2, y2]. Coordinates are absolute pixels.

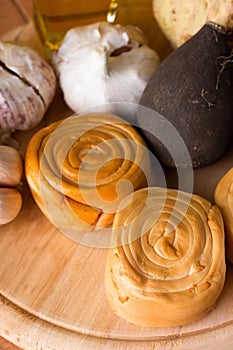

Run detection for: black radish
[[139, 22, 233, 168]]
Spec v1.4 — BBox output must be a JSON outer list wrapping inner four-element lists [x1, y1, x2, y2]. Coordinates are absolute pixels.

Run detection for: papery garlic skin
[[152, 0, 233, 48], [54, 22, 160, 113], [0, 67, 45, 131], [0, 145, 23, 187], [0, 41, 56, 138], [0, 41, 56, 107], [0, 188, 22, 225]]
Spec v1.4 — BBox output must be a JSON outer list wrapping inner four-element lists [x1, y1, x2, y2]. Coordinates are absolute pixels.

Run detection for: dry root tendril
[[215, 49, 233, 90], [200, 88, 217, 108]]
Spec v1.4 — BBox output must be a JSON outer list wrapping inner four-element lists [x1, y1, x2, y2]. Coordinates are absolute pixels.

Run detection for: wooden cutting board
[[1, 20, 233, 350]]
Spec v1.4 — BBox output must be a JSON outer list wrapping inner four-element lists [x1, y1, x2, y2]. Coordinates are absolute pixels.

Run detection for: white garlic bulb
[[0, 145, 23, 187], [0, 188, 22, 225], [152, 0, 233, 48], [0, 41, 56, 139], [54, 22, 160, 113]]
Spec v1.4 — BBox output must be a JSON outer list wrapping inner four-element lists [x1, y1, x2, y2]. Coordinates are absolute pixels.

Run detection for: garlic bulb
[[0, 145, 23, 187], [54, 22, 160, 113], [0, 41, 56, 140], [152, 0, 233, 48], [0, 188, 22, 225]]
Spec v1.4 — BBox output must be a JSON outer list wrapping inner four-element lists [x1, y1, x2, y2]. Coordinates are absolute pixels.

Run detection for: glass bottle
[[33, 0, 169, 57], [33, 0, 119, 53]]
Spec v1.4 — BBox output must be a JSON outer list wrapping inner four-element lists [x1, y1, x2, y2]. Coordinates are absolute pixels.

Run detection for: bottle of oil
[[33, 0, 168, 57], [33, 0, 119, 53]]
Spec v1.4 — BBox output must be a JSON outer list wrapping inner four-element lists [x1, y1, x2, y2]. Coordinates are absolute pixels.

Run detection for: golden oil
[[33, 0, 161, 55], [33, 0, 119, 52]]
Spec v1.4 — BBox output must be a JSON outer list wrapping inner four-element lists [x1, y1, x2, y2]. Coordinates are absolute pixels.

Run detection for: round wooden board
[[1, 21, 233, 350]]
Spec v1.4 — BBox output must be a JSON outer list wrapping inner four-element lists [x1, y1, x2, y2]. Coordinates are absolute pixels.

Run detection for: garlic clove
[[0, 188, 22, 225], [0, 145, 23, 187], [53, 22, 160, 113]]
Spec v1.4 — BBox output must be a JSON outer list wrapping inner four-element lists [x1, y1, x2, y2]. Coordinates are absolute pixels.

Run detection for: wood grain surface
[[1, 170, 233, 341], [1, 8, 233, 350]]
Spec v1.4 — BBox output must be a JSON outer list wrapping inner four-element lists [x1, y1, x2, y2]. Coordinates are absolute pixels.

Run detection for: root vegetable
[[152, 0, 233, 48], [139, 22, 233, 168]]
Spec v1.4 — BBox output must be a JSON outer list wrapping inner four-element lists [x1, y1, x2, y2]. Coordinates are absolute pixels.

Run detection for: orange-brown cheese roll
[[105, 187, 226, 327], [215, 168, 233, 263], [25, 113, 151, 232]]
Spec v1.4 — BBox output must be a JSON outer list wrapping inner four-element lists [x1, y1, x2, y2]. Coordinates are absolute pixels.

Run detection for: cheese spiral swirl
[[215, 168, 233, 263], [105, 187, 226, 327], [25, 113, 151, 233]]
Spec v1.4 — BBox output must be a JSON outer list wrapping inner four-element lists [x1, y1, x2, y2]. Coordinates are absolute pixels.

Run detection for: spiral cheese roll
[[105, 187, 226, 327], [25, 113, 151, 232], [215, 168, 233, 263]]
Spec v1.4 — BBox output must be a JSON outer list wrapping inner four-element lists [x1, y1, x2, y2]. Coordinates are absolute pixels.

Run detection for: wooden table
[[1, 2, 233, 350], [0, 2, 32, 348]]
